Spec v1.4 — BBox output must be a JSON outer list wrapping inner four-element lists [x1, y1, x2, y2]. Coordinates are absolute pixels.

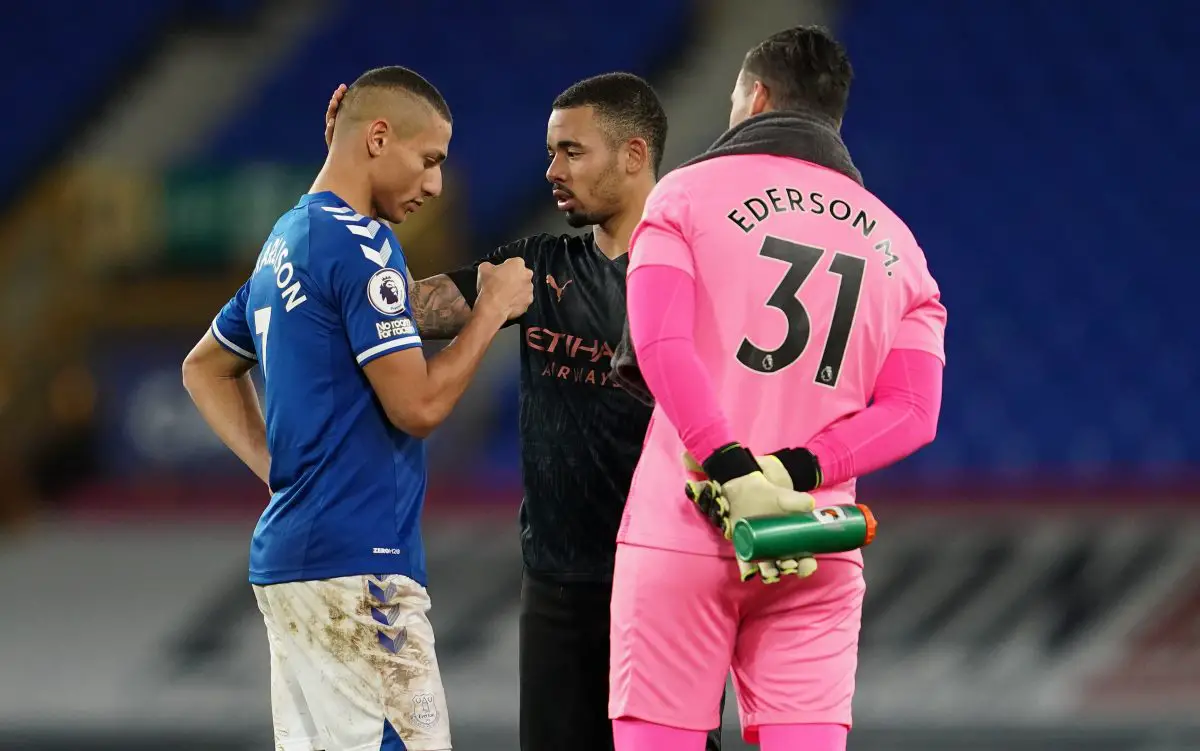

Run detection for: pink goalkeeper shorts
[[608, 543, 865, 744]]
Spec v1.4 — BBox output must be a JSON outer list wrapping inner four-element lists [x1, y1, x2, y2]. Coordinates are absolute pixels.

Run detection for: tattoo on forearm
[[409, 275, 471, 340]]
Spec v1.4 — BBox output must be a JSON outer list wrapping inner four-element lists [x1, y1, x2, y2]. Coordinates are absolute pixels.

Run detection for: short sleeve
[[893, 274, 947, 364], [323, 221, 423, 367], [445, 235, 540, 307], [210, 279, 257, 361], [628, 175, 695, 277]]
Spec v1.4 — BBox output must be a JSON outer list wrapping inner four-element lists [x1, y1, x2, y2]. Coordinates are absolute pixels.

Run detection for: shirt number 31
[[736, 237, 866, 387]]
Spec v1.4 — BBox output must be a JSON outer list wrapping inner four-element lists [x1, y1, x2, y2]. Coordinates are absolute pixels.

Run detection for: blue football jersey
[[210, 191, 429, 586]]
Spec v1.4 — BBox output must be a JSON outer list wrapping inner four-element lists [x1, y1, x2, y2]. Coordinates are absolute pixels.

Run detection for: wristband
[[701, 443, 759, 484]]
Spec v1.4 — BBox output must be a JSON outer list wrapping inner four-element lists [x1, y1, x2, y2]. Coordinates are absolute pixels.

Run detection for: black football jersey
[[447, 233, 650, 581]]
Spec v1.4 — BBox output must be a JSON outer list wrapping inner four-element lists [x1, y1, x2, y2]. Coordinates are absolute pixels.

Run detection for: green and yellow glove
[[683, 444, 820, 584]]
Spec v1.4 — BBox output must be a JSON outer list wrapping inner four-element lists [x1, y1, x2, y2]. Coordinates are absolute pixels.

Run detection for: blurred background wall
[[1, 1, 1198, 749]]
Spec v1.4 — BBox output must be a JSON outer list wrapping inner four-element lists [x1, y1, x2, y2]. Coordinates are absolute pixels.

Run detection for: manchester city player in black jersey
[[323, 72, 722, 751]]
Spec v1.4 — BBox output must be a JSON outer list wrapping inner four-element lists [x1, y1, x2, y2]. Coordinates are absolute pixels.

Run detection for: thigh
[[608, 544, 738, 733], [520, 573, 614, 751], [260, 574, 452, 751], [254, 586, 321, 751], [731, 560, 865, 744]]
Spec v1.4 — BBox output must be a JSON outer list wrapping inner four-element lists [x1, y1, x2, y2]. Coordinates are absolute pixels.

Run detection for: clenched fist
[[476, 258, 534, 321]]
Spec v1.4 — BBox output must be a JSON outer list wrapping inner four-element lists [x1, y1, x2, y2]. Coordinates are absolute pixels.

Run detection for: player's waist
[[265, 475, 427, 509], [615, 530, 865, 568], [518, 474, 635, 509]]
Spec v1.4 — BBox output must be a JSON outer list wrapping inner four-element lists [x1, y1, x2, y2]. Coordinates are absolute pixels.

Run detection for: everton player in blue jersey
[[182, 66, 533, 751]]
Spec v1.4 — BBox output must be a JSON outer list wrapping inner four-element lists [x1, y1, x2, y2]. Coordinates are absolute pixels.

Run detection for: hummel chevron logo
[[361, 238, 393, 268], [367, 574, 403, 602], [376, 604, 404, 626], [323, 205, 382, 240], [377, 626, 408, 654], [346, 219, 381, 239]]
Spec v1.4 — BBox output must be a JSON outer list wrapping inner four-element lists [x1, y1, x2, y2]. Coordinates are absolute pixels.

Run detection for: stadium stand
[[0, 1, 264, 207], [837, 0, 1198, 484], [197, 0, 693, 243]]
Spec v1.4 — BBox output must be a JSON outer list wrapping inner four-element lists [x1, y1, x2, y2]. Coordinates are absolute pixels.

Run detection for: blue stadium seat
[[189, 0, 260, 20], [0, 2, 187, 203], [839, 0, 1198, 482], [196, 1, 694, 241]]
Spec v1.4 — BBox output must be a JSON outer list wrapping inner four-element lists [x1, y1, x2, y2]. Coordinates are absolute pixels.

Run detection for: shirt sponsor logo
[[525, 326, 620, 388], [377, 319, 416, 340]]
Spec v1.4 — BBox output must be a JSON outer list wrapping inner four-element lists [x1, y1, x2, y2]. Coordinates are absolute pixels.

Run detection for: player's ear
[[366, 119, 389, 157], [623, 137, 649, 176], [750, 79, 772, 117]]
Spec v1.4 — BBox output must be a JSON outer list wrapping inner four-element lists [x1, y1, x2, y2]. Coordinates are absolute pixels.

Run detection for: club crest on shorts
[[367, 268, 407, 315], [411, 691, 438, 727]]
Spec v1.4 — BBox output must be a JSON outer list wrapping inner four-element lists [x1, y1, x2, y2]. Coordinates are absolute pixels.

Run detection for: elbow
[[403, 419, 436, 440], [385, 402, 441, 440], [181, 351, 203, 397], [915, 408, 939, 449]]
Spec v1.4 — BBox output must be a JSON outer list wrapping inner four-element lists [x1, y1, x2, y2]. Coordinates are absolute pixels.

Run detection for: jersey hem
[[249, 562, 427, 588]]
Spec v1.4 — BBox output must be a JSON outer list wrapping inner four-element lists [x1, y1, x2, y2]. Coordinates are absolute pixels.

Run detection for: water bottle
[[732, 504, 877, 562]]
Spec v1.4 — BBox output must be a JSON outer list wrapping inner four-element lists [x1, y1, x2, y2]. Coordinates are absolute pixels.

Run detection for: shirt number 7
[[254, 306, 272, 375]]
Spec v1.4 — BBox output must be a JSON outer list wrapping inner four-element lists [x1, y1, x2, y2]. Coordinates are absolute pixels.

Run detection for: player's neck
[[593, 180, 655, 260], [591, 223, 628, 260], [310, 157, 375, 219]]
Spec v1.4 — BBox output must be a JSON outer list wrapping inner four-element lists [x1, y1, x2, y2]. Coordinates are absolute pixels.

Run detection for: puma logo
[[546, 274, 573, 302]]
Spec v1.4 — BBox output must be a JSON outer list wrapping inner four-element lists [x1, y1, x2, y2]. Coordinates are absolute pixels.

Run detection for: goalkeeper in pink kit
[[607, 26, 946, 751]]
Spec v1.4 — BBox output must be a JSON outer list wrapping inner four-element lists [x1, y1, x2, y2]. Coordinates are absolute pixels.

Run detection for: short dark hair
[[743, 26, 853, 121], [552, 72, 668, 176], [342, 65, 452, 124]]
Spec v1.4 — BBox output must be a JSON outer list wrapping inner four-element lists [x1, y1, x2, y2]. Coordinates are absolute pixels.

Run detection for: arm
[[338, 242, 532, 438], [433, 236, 540, 336], [407, 273, 473, 340], [182, 295, 270, 485], [363, 290, 513, 438], [793, 288, 946, 485], [626, 177, 738, 463], [778, 348, 942, 487], [406, 234, 537, 340], [628, 263, 736, 461]]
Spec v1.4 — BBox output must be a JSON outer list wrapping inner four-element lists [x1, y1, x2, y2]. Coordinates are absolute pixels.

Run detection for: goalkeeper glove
[[683, 444, 819, 583]]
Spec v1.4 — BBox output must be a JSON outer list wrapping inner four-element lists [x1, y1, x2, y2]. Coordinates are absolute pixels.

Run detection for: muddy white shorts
[[253, 574, 451, 750]]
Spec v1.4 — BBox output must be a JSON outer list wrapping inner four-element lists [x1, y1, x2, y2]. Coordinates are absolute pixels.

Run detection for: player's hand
[[683, 445, 818, 584], [685, 480, 818, 583], [324, 84, 347, 149], [685, 446, 815, 538], [476, 258, 534, 321]]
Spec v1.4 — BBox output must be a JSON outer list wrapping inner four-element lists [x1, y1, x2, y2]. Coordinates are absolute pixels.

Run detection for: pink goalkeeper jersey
[[618, 154, 946, 561]]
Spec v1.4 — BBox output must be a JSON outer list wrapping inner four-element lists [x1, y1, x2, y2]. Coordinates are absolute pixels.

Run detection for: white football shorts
[[253, 574, 451, 750]]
